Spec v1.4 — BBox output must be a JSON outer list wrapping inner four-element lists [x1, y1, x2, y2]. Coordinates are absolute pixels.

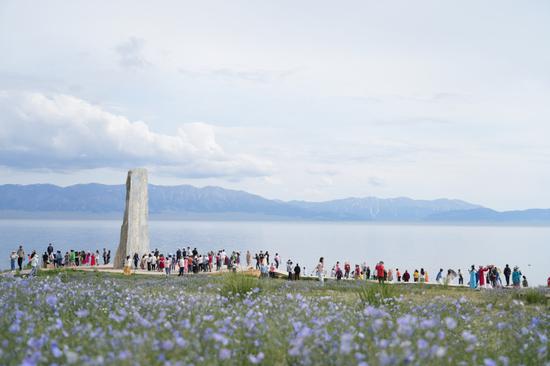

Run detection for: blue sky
[[0, 0, 549, 210]]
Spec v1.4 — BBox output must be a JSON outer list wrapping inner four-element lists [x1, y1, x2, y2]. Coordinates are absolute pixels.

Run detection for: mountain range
[[0, 183, 548, 222]]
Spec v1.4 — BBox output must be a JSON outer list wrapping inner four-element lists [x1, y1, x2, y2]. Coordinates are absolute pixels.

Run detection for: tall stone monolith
[[114, 168, 150, 269]]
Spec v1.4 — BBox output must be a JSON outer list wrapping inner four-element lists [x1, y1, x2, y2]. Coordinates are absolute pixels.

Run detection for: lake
[[0, 219, 548, 285]]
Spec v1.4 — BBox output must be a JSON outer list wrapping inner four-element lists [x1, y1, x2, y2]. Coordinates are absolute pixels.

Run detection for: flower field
[[0, 271, 548, 365]]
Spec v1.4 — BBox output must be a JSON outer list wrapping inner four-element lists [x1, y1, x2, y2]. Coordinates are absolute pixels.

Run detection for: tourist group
[[8, 243, 542, 288]]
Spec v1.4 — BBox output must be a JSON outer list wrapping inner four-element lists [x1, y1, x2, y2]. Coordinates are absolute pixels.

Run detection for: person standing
[[178, 256, 185, 276], [420, 268, 426, 283], [503, 264, 511, 287], [133, 253, 139, 269], [458, 269, 464, 285], [403, 270, 410, 282], [259, 262, 269, 278], [286, 259, 293, 280], [151, 254, 157, 271], [274, 253, 280, 269], [294, 263, 301, 281], [123, 255, 132, 275], [159, 255, 165, 273], [344, 262, 351, 279], [207, 252, 213, 272], [375, 261, 385, 284], [387, 268, 393, 282], [315, 257, 325, 283], [478, 266, 488, 288], [16, 245, 25, 271], [335, 264, 343, 281], [396, 268, 401, 282], [42, 252, 49, 268], [468, 265, 477, 289], [10, 251, 17, 271], [354, 265, 362, 280], [69, 250, 76, 267], [29, 251, 39, 277], [512, 266, 522, 288], [47, 243, 54, 256], [436, 269, 444, 284], [165, 256, 172, 276], [412, 269, 418, 282], [254, 253, 260, 270]]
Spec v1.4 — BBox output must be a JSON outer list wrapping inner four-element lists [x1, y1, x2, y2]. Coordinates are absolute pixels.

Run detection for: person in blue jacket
[[512, 266, 522, 288], [468, 265, 477, 289]]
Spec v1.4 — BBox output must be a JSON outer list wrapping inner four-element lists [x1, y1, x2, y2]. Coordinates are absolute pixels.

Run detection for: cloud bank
[[0, 91, 271, 178]]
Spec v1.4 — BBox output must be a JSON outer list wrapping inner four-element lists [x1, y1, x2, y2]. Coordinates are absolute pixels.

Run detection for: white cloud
[[0, 91, 272, 178]]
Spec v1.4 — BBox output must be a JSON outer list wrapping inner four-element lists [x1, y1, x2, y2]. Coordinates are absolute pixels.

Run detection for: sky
[[0, 0, 549, 210]]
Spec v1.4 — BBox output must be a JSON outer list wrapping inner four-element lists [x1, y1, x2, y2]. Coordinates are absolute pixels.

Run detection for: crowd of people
[[10, 244, 112, 271], [312, 258, 532, 288], [7, 243, 542, 288], [121, 247, 242, 276]]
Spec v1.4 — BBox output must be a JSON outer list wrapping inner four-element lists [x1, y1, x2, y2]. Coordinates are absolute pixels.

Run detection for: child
[[10, 251, 17, 271]]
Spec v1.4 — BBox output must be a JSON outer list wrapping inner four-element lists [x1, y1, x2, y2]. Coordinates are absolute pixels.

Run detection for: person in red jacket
[[159, 255, 165, 271], [478, 266, 488, 288], [375, 261, 385, 284], [344, 262, 351, 279]]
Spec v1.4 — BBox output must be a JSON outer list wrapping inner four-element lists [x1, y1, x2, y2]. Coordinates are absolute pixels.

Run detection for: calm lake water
[[0, 219, 548, 285]]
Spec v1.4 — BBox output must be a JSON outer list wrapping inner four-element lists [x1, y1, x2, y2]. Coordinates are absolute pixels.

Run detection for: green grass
[[220, 272, 262, 297], [514, 288, 548, 305], [355, 282, 399, 306]]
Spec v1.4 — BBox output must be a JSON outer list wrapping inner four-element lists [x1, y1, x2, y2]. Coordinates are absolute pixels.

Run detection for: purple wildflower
[[248, 352, 264, 364], [444, 317, 457, 330], [219, 348, 231, 360], [340, 333, 353, 354]]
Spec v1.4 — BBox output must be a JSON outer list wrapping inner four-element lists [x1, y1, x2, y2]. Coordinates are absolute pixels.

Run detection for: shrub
[[220, 272, 260, 297], [514, 288, 548, 305], [356, 283, 397, 306]]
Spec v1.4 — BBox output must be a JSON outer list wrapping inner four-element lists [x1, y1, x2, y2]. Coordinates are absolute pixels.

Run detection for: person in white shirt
[[286, 259, 293, 280], [10, 251, 17, 271], [147, 254, 153, 271], [178, 257, 185, 276], [123, 255, 132, 275], [315, 257, 325, 284], [165, 257, 172, 276], [30, 252, 39, 277]]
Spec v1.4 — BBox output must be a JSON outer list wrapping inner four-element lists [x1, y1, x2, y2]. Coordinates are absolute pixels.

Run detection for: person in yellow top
[[123, 255, 132, 275], [413, 269, 419, 282]]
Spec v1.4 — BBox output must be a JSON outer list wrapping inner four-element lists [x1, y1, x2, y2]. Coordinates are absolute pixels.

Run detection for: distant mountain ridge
[[0, 183, 548, 222]]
